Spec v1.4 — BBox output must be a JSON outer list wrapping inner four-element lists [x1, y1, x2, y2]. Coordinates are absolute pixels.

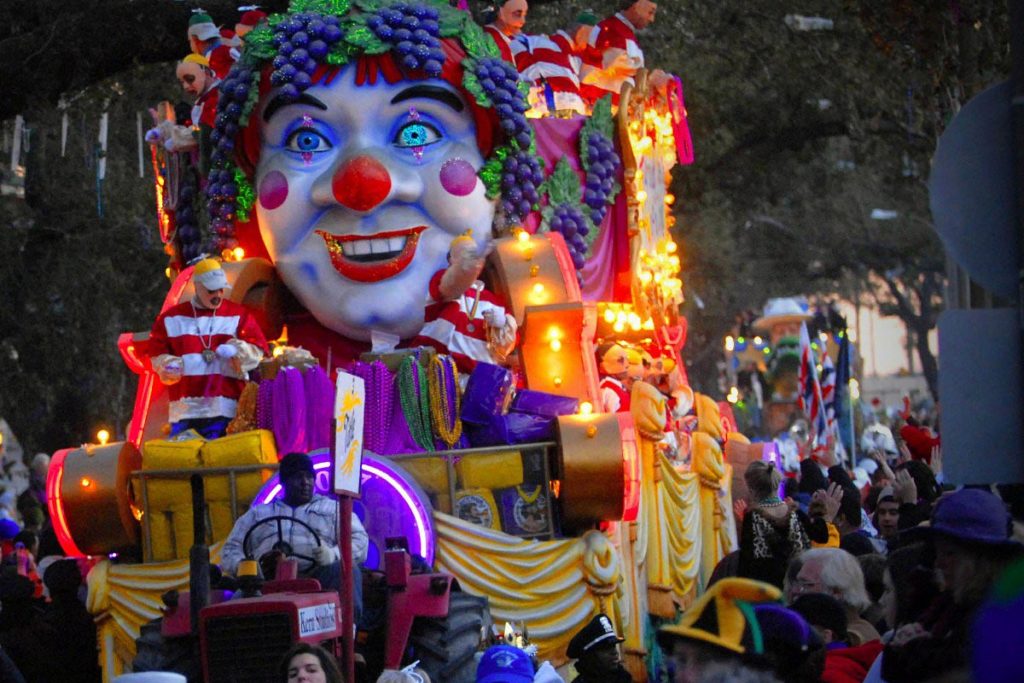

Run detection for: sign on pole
[[333, 372, 365, 496]]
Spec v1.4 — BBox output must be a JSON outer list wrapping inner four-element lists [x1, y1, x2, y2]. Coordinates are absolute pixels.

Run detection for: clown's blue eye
[[394, 121, 441, 148], [286, 128, 332, 153]]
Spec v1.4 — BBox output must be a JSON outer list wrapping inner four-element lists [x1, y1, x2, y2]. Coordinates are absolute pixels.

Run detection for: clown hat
[[752, 298, 811, 332], [192, 258, 231, 291], [188, 12, 221, 41], [657, 578, 781, 655]]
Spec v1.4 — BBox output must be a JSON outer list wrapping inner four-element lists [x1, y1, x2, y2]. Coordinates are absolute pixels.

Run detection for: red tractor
[[130, 475, 491, 683]]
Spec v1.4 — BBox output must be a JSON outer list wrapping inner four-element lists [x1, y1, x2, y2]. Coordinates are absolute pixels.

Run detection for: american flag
[[798, 323, 830, 444]]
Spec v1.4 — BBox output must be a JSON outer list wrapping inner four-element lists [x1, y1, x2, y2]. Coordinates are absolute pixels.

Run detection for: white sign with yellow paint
[[333, 371, 365, 496]]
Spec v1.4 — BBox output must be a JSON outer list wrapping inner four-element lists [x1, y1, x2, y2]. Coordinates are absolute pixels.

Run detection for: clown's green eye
[[394, 121, 441, 148]]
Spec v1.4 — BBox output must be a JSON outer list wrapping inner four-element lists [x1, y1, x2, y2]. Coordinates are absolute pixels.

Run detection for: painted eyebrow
[[262, 93, 329, 122], [389, 85, 464, 112]]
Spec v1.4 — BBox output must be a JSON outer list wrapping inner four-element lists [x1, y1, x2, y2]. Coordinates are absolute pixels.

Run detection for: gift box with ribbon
[[461, 362, 514, 426], [510, 389, 579, 418], [465, 412, 556, 447]]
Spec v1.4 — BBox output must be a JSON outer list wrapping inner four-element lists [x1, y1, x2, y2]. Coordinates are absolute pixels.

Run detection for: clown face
[[177, 61, 211, 99], [255, 67, 494, 341]]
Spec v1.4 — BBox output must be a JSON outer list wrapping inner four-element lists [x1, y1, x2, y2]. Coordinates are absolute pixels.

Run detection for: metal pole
[[339, 496, 354, 683]]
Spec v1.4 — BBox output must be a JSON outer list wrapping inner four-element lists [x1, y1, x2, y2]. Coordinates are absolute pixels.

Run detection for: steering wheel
[[242, 515, 323, 568]]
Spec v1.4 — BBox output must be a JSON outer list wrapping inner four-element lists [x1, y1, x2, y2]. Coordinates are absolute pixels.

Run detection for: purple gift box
[[461, 362, 514, 426], [510, 389, 579, 418], [466, 412, 555, 447]]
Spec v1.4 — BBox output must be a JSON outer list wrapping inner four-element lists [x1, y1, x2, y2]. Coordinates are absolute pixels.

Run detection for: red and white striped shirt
[[600, 376, 631, 413], [511, 31, 586, 115], [410, 271, 512, 375], [148, 299, 269, 424], [484, 24, 516, 64], [581, 12, 644, 106]]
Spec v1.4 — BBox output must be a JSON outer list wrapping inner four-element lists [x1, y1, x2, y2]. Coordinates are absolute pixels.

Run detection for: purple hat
[[929, 489, 1019, 547], [0, 518, 19, 540], [476, 645, 534, 683]]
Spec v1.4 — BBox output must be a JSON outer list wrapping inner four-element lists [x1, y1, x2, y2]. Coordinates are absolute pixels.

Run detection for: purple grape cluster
[[472, 58, 531, 149], [549, 203, 590, 274], [500, 149, 544, 224], [583, 131, 620, 225], [269, 12, 344, 101], [367, 3, 445, 76]]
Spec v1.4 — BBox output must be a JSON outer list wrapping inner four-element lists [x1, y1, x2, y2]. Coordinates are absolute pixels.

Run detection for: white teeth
[[338, 235, 408, 258]]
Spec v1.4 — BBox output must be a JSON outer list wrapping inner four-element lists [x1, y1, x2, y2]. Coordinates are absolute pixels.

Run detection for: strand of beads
[[398, 355, 434, 452], [428, 354, 462, 448]]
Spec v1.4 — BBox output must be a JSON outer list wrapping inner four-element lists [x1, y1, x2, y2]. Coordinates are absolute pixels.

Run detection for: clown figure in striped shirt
[[148, 258, 270, 439]]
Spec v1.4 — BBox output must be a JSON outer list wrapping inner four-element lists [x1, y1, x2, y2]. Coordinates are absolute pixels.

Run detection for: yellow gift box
[[398, 457, 451, 496], [137, 438, 204, 508], [455, 451, 524, 490], [201, 429, 278, 502]]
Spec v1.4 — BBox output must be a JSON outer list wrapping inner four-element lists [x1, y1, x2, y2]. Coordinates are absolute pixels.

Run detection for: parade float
[[46, 2, 745, 680]]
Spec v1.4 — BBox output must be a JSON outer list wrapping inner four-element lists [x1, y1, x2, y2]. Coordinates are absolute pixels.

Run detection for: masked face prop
[[256, 69, 494, 340], [202, 0, 543, 346]]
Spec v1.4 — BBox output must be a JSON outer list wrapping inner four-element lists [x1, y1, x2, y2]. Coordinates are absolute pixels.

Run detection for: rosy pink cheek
[[258, 171, 289, 210], [439, 158, 477, 196]]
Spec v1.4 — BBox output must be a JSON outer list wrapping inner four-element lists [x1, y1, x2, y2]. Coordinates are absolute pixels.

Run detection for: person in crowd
[[752, 603, 825, 683], [881, 488, 1023, 681], [871, 487, 900, 544], [147, 258, 268, 439], [891, 461, 940, 530], [856, 554, 888, 633], [511, 11, 597, 117], [43, 560, 100, 683], [790, 548, 880, 646], [279, 642, 343, 683], [222, 453, 368, 617], [566, 613, 631, 682], [476, 644, 536, 683], [790, 592, 883, 683], [0, 570, 60, 682], [376, 667, 432, 683], [483, 0, 528, 63], [657, 578, 781, 683], [738, 461, 839, 588]]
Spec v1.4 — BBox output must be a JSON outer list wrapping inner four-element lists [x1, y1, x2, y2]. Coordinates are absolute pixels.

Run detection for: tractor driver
[[222, 453, 368, 617]]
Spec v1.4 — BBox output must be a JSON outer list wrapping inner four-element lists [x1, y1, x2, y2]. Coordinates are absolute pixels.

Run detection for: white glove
[[216, 343, 238, 359], [144, 127, 163, 144], [312, 544, 341, 566], [152, 354, 184, 385]]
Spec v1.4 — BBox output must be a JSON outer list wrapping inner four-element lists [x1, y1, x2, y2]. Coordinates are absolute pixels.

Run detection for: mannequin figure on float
[[484, 0, 528, 63], [597, 343, 631, 413]]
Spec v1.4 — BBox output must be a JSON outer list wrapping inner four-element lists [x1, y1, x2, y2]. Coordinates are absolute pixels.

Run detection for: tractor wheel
[[407, 590, 492, 683], [132, 618, 202, 682]]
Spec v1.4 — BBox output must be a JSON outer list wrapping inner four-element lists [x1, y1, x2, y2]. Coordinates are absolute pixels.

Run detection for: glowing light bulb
[[553, 377, 563, 387], [665, 194, 675, 206], [549, 339, 562, 352], [273, 345, 285, 358], [636, 190, 648, 202], [232, 247, 245, 261], [579, 402, 594, 416], [517, 230, 530, 244], [603, 309, 616, 324], [725, 336, 735, 352], [666, 241, 678, 253], [754, 336, 763, 345], [532, 283, 545, 295], [613, 321, 625, 333], [96, 429, 110, 445], [642, 318, 655, 330], [80, 477, 92, 489]]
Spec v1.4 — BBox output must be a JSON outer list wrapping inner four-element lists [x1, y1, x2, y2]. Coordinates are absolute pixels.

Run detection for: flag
[[798, 323, 829, 445], [833, 331, 853, 457]]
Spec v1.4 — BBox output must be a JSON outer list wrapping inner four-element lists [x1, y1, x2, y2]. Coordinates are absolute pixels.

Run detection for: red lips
[[316, 226, 427, 283]]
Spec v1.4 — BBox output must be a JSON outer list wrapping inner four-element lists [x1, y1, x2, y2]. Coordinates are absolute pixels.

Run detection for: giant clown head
[[204, 0, 541, 344]]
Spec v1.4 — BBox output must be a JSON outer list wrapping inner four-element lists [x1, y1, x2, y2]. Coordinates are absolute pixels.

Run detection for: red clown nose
[[331, 155, 392, 211]]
